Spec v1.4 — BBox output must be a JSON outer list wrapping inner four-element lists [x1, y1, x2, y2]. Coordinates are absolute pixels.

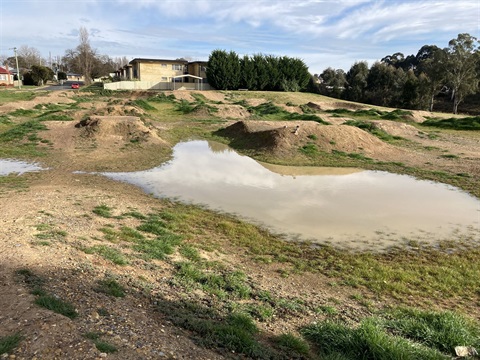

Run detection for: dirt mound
[[218, 120, 404, 161], [75, 116, 163, 144], [305, 102, 323, 111], [372, 120, 422, 138], [216, 104, 251, 119]]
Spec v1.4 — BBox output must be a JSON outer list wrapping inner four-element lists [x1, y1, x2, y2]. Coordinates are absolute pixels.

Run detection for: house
[[0, 65, 14, 86], [108, 58, 209, 90]]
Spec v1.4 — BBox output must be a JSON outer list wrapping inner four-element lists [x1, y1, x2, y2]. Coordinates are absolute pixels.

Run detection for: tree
[[444, 33, 480, 114], [416, 45, 447, 111], [344, 61, 369, 102], [240, 55, 256, 90], [16, 45, 44, 69], [366, 62, 398, 106], [63, 27, 97, 85], [29, 65, 54, 85], [206, 49, 241, 90], [319, 67, 346, 98]]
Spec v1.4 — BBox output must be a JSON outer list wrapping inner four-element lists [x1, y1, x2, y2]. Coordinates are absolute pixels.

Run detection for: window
[[0, 75, 5, 81], [161, 64, 167, 68], [161, 77, 168, 81], [172, 64, 184, 71]]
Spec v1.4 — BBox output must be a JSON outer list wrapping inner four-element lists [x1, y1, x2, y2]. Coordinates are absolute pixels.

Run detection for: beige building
[[114, 58, 208, 88]]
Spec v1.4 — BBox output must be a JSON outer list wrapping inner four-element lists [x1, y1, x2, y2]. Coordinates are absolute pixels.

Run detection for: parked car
[[71, 83, 79, 89]]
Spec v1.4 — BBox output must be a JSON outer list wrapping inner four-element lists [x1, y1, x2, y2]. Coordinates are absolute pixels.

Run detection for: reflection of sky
[[0, 159, 44, 175], [102, 140, 480, 249]]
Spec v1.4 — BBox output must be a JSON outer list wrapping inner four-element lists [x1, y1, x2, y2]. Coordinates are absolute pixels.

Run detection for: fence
[[104, 81, 213, 91]]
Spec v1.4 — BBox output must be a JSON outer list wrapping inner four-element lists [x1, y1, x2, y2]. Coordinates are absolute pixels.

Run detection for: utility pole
[[11, 47, 21, 89]]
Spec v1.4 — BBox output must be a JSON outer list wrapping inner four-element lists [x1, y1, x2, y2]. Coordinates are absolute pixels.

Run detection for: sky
[[0, 0, 479, 74]]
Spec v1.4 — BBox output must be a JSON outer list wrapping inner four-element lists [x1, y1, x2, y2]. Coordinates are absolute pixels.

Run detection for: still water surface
[[0, 159, 45, 176], [102, 141, 480, 250]]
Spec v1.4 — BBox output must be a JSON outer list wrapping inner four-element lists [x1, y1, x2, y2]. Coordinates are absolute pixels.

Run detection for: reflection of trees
[[207, 141, 231, 154]]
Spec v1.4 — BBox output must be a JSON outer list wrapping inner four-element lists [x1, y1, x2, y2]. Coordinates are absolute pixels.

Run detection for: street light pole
[[12, 47, 21, 89]]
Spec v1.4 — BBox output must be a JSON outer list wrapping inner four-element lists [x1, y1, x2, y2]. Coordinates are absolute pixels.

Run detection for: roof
[[0, 66, 12, 74], [129, 58, 190, 65], [129, 58, 207, 66]]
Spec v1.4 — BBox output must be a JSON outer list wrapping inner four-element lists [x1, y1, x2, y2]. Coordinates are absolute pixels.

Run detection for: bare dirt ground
[[1, 90, 479, 359]]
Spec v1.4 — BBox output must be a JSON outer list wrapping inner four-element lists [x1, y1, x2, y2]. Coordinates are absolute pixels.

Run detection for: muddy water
[[102, 140, 480, 251], [0, 159, 45, 175]]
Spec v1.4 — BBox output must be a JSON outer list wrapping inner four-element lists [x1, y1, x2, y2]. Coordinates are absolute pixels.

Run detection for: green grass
[[344, 120, 403, 142], [35, 294, 78, 319], [300, 143, 318, 156], [422, 116, 480, 130], [302, 308, 480, 359], [326, 108, 413, 122], [248, 101, 329, 124], [92, 204, 113, 218], [94, 341, 118, 353], [174, 261, 251, 299], [82, 245, 129, 265], [0, 333, 23, 355], [132, 234, 182, 260], [274, 333, 310, 357], [383, 308, 480, 355], [83, 332, 118, 353], [130, 99, 156, 111], [0, 90, 36, 104], [0, 119, 47, 142], [95, 277, 126, 297], [303, 318, 448, 359], [147, 93, 176, 103]]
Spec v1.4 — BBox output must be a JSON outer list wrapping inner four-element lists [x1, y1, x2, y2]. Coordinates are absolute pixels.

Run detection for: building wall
[[137, 62, 187, 82], [104, 80, 213, 91]]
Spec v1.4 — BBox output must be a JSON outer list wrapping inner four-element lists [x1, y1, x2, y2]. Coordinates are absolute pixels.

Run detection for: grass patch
[[422, 116, 480, 130], [303, 318, 448, 359], [175, 99, 195, 114], [174, 261, 251, 299], [8, 109, 37, 117], [383, 307, 480, 355], [249, 101, 329, 124], [92, 204, 113, 218], [344, 120, 403, 142], [130, 99, 156, 111], [95, 277, 126, 298], [0, 90, 36, 104], [84, 332, 118, 353], [0, 333, 23, 355], [300, 143, 318, 156], [133, 234, 183, 260], [274, 333, 310, 357], [0, 119, 47, 142], [82, 245, 129, 265], [19, 268, 78, 319], [35, 295, 78, 319], [147, 93, 176, 103], [160, 301, 275, 358]]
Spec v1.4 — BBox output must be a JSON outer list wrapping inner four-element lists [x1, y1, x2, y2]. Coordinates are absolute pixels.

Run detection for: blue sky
[[0, 0, 479, 74]]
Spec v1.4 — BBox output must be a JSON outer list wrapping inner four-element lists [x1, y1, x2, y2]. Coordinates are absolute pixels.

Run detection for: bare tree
[[17, 45, 44, 69]]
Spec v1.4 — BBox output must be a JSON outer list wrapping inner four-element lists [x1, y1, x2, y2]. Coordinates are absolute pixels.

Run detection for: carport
[[171, 74, 204, 90]]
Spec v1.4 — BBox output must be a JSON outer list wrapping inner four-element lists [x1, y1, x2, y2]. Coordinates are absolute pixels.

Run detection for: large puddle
[[101, 140, 480, 250], [0, 159, 45, 176]]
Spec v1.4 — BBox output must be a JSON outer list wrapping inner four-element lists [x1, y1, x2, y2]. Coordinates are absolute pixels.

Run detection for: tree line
[[207, 50, 311, 92], [314, 33, 479, 114]]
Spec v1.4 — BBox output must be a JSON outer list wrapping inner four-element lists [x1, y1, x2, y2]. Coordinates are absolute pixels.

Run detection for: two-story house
[[111, 58, 209, 90]]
